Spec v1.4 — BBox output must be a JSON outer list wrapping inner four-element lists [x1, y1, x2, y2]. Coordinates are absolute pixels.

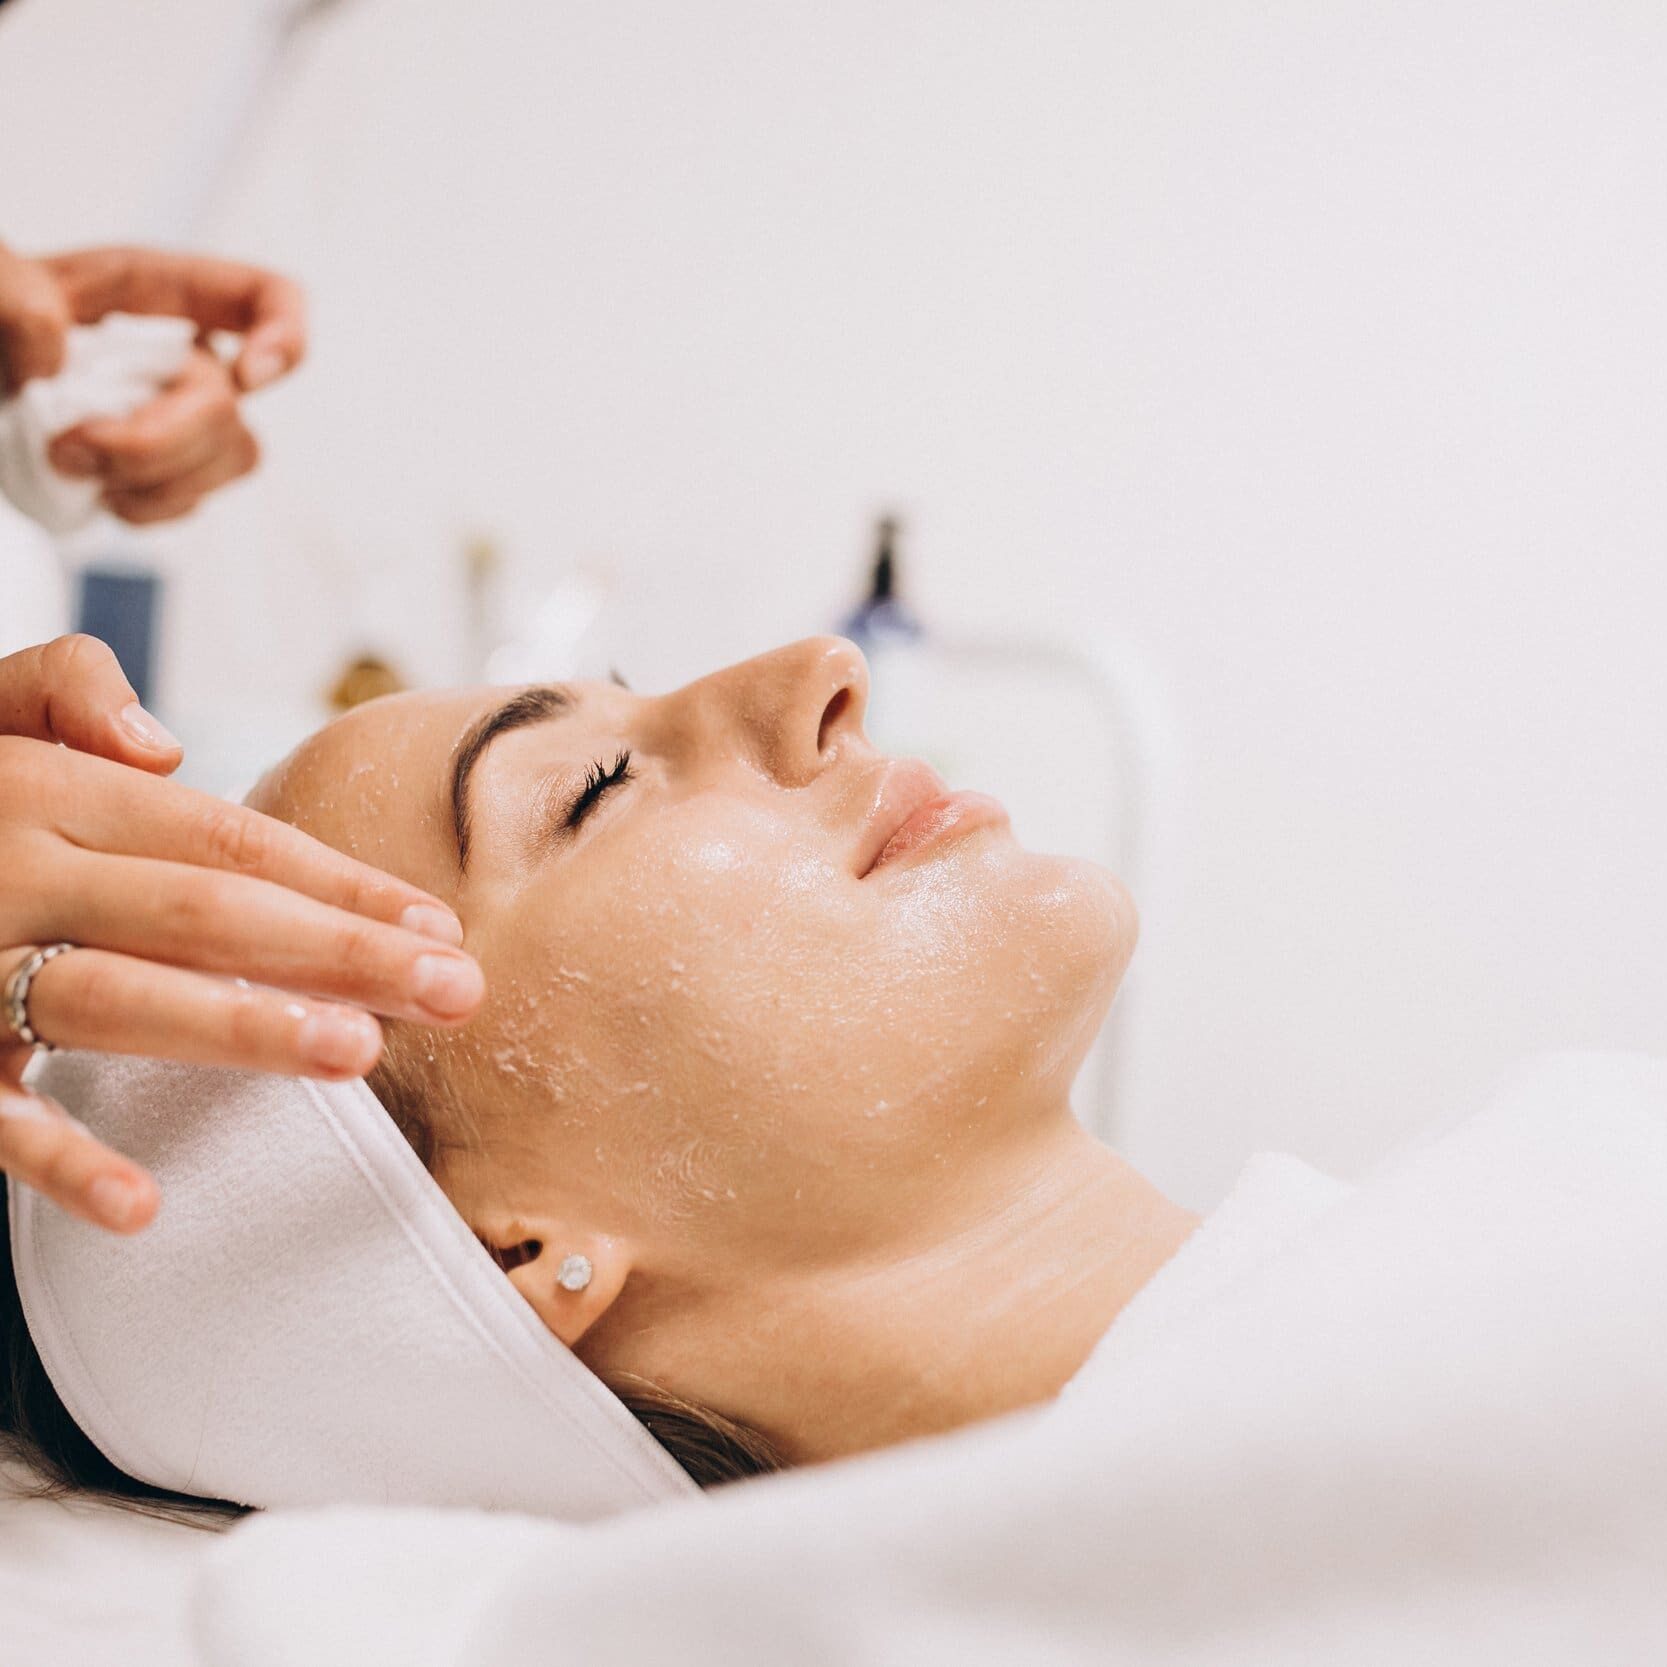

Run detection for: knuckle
[[42, 632, 115, 690], [62, 953, 117, 1020], [337, 868, 378, 918], [171, 870, 231, 937], [199, 804, 269, 875], [220, 985, 273, 1058], [335, 918, 389, 983]]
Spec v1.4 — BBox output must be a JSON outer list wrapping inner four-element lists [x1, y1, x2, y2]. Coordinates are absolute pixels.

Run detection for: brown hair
[[0, 1061, 782, 1518]]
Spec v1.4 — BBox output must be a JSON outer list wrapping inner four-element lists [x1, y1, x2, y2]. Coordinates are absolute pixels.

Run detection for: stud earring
[[556, 1253, 593, 1292]]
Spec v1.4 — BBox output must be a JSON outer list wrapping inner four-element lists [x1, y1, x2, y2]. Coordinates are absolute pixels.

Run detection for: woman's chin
[[1006, 843, 1136, 958], [917, 834, 1137, 978], [924, 845, 1135, 1088], [1026, 851, 1136, 1027], [1075, 855, 1139, 972]]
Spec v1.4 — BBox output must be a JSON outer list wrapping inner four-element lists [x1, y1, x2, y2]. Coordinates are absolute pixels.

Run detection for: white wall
[[3, 0, 1665, 1207]]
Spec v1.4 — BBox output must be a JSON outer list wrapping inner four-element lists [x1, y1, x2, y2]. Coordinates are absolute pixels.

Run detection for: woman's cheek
[[501, 808, 1125, 1125]]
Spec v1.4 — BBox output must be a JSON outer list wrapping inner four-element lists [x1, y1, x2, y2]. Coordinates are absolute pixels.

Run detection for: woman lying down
[[4, 638, 1666, 1658]]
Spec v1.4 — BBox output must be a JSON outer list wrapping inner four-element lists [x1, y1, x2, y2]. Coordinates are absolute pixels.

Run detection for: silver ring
[[3, 942, 77, 1052]]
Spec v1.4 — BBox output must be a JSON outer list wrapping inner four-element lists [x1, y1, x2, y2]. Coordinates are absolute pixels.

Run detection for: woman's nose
[[673, 636, 870, 786]]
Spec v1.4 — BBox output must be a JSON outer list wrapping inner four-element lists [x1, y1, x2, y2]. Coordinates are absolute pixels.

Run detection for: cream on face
[[253, 637, 1140, 1449]]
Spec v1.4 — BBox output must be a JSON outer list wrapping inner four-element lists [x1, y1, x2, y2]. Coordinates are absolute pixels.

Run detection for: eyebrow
[[450, 685, 575, 869]]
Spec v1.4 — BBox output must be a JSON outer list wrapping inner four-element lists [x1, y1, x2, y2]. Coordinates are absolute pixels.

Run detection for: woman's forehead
[[255, 687, 502, 890], [355, 687, 479, 757], [262, 679, 623, 894]]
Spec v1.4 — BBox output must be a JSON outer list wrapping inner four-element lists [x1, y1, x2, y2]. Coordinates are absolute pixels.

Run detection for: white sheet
[[0, 1458, 220, 1666], [192, 1051, 1667, 1665]]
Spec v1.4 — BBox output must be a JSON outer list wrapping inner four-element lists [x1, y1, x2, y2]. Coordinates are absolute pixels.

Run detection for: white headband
[[8, 1051, 697, 1518]]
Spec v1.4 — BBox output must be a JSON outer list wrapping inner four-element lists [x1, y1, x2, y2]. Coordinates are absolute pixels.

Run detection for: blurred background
[[2, 0, 1664, 1209]]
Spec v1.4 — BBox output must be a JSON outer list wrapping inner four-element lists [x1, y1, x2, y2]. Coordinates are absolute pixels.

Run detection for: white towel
[[195, 1051, 1667, 1665], [7, 1052, 696, 1520], [0, 313, 195, 533]]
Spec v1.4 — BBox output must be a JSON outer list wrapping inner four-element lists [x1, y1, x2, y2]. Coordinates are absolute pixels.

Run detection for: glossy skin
[[252, 638, 1195, 1461]]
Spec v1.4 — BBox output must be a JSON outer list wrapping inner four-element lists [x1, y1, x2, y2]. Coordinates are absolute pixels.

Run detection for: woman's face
[[255, 638, 1135, 1436]]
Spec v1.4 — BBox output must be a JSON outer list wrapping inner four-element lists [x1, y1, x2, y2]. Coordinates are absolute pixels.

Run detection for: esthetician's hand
[[0, 636, 484, 1235], [0, 242, 305, 523]]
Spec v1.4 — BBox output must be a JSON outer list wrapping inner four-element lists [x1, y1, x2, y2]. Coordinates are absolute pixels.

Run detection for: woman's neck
[[745, 1104, 1201, 1464]]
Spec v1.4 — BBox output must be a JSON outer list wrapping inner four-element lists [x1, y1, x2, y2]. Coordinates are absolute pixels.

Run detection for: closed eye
[[564, 749, 634, 830]]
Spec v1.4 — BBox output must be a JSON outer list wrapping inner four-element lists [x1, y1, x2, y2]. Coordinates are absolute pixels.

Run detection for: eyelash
[[565, 749, 634, 829]]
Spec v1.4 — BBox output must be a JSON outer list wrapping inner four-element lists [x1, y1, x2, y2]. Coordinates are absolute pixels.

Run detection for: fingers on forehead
[[190, 797, 439, 922], [52, 748, 447, 924], [49, 859, 476, 1023]]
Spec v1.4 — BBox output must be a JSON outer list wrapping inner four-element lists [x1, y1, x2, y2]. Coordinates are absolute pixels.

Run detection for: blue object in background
[[839, 514, 923, 651], [76, 566, 162, 708]]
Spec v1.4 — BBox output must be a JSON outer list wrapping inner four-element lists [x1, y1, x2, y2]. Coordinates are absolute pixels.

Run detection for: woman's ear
[[483, 1227, 633, 1349]]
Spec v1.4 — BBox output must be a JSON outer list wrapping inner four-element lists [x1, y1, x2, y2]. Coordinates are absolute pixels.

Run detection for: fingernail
[[118, 701, 181, 754], [50, 439, 99, 477], [241, 348, 284, 391], [298, 1008, 382, 1074], [87, 1176, 144, 1230], [412, 953, 484, 1018], [400, 903, 464, 947]]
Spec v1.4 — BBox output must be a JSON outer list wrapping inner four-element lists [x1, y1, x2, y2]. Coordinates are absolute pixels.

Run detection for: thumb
[[0, 634, 182, 772]]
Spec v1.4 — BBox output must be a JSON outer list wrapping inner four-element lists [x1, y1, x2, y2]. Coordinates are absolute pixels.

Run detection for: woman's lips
[[857, 759, 1010, 877]]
